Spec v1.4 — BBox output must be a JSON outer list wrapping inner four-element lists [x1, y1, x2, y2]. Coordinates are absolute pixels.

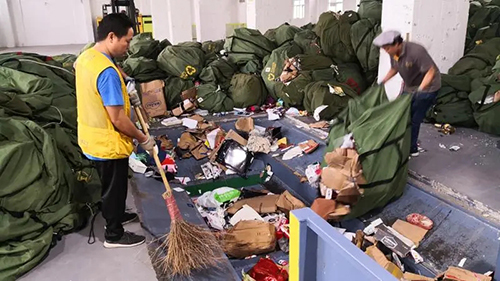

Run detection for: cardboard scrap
[[140, 80, 167, 117], [235, 117, 255, 133], [182, 118, 198, 129], [311, 198, 337, 219], [365, 245, 404, 279], [374, 224, 414, 258], [309, 121, 329, 129], [227, 195, 280, 215], [223, 220, 276, 259], [299, 139, 319, 154], [276, 191, 306, 213], [229, 205, 264, 226], [327, 203, 350, 221], [178, 132, 198, 150], [191, 143, 210, 160], [181, 87, 197, 101], [392, 219, 428, 247], [403, 272, 434, 281], [437, 267, 491, 281], [172, 99, 196, 116]]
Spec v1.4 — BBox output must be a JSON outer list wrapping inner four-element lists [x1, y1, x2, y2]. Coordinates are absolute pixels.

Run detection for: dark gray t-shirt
[[390, 42, 441, 93]]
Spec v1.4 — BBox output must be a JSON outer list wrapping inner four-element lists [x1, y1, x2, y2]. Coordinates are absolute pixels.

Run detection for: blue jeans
[[405, 91, 437, 153]]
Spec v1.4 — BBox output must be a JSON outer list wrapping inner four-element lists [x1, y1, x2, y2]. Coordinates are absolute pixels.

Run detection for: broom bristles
[[153, 220, 223, 276]]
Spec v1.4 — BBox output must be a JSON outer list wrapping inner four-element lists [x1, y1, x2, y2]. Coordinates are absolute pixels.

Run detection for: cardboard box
[[276, 191, 306, 213], [223, 220, 276, 259], [181, 87, 197, 101], [227, 195, 280, 215], [392, 219, 428, 247], [437, 267, 491, 281], [311, 198, 337, 219], [172, 99, 196, 116], [403, 272, 434, 281], [140, 80, 167, 117], [365, 245, 404, 279], [374, 224, 414, 257]]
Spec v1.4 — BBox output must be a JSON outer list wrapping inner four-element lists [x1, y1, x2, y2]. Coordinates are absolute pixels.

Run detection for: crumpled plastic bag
[[305, 162, 321, 188], [197, 187, 241, 208], [247, 130, 272, 154]]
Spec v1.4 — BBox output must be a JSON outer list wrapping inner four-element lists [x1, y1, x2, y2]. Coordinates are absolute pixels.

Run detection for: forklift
[[97, 0, 153, 35]]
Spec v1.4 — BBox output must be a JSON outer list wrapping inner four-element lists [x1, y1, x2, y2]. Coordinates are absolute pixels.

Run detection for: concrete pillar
[[151, 0, 193, 43], [0, 0, 16, 47], [378, 0, 470, 100], [192, 0, 236, 42]]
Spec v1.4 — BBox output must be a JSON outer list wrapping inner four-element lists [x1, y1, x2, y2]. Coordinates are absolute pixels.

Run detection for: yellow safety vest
[[75, 48, 133, 159]]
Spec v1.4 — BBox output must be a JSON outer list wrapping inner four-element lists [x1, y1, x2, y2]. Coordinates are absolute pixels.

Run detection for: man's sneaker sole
[[122, 216, 138, 225], [103, 239, 145, 249], [410, 152, 419, 157]]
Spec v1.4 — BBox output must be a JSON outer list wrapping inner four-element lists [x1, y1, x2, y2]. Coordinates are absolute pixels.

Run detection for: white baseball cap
[[373, 30, 402, 47]]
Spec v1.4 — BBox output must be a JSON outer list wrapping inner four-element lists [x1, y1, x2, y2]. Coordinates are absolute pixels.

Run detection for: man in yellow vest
[[75, 13, 155, 248]]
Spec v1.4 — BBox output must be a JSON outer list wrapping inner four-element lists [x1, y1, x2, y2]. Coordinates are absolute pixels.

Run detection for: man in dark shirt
[[374, 30, 441, 157]]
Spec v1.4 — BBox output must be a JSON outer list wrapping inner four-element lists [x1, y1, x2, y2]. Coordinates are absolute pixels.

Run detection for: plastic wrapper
[[248, 258, 289, 281]]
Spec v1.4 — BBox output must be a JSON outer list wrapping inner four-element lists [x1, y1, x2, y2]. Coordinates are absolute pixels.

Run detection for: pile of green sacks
[[0, 53, 101, 281]]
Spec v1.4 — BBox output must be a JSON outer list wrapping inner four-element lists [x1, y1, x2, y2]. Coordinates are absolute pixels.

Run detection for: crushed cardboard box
[[223, 220, 276, 259], [178, 132, 199, 150], [311, 198, 337, 219], [374, 224, 414, 258], [276, 191, 306, 214], [227, 195, 280, 215], [365, 245, 404, 279], [140, 80, 167, 117], [235, 117, 255, 133], [172, 99, 196, 116], [437, 267, 491, 281], [181, 87, 197, 101], [392, 219, 428, 247]]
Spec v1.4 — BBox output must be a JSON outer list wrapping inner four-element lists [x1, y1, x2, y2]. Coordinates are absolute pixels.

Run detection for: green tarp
[[157, 45, 205, 80], [351, 18, 382, 84], [323, 86, 411, 219], [228, 74, 267, 108]]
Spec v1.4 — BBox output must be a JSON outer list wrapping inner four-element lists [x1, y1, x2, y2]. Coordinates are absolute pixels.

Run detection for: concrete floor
[[0, 44, 85, 56]]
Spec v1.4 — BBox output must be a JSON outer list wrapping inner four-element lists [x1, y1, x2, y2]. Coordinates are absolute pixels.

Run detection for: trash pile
[[118, 8, 383, 123], [0, 53, 101, 280], [426, 1, 500, 136], [342, 214, 492, 281]]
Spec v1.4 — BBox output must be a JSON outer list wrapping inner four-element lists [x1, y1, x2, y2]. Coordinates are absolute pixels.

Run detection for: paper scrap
[[363, 218, 384, 235], [410, 249, 423, 264], [282, 146, 303, 160], [193, 109, 209, 116], [182, 118, 198, 129], [313, 105, 329, 121], [129, 157, 147, 174], [229, 204, 264, 226], [334, 227, 346, 234], [344, 232, 356, 241], [174, 177, 191, 185], [206, 128, 221, 149], [439, 143, 447, 149], [173, 187, 186, 193], [267, 108, 280, 121], [161, 117, 182, 127], [285, 107, 300, 116], [458, 257, 467, 267]]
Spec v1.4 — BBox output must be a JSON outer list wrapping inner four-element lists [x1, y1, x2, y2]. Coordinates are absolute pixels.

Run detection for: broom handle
[[134, 106, 173, 198]]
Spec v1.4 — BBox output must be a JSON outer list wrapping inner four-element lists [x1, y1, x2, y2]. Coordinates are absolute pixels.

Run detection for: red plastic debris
[[406, 213, 434, 230], [248, 258, 288, 281]]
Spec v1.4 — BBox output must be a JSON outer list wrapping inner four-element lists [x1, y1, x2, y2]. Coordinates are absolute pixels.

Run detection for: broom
[[133, 106, 222, 276]]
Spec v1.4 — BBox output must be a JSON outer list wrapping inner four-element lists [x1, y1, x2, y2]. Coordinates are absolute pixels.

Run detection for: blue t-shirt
[[85, 53, 125, 161]]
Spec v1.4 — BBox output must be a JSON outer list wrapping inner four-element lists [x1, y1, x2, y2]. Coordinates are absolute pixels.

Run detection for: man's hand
[[129, 91, 141, 107], [140, 135, 157, 155]]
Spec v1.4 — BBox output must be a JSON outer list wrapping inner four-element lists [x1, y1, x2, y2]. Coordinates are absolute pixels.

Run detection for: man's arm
[[381, 67, 398, 84], [106, 106, 148, 143], [418, 66, 437, 92]]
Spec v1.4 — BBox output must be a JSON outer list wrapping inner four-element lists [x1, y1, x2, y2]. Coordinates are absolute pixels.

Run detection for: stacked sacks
[[128, 33, 164, 60], [196, 83, 234, 113], [314, 11, 359, 63], [265, 23, 302, 47], [358, 0, 383, 22], [261, 41, 303, 99], [465, 23, 500, 53], [121, 57, 168, 83], [202, 40, 225, 64], [351, 18, 382, 84], [229, 74, 268, 108], [157, 44, 205, 80], [224, 28, 277, 72], [426, 74, 477, 128], [199, 57, 237, 90], [163, 77, 195, 109], [468, 61, 500, 135], [308, 60, 367, 95], [322, 86, 411, 219], [448, 38, 500, 79], [0, 53, 100, 280], [466, 3, 500, 50], [275, 72, 313, 108], [294, 29, 322, 55], [303, 80, 357, 121]]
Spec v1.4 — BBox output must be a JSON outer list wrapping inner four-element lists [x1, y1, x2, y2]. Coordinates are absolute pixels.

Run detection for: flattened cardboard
[[235, 117, 255, 133], [223, 220, 276, 259], [327, 203, 351, 221], [276, 191, 306, 213], [309, 121, 329, 129], [336, 183, 362, 205], [392, 219, 428, 247], [191, 143, 210, 160], [439, 267, 491, 281], [374, 224, 413, 257], [178, 132, 198, 150], [189, 114, 205, 122], [140, 80, 167, 117], [172, 99, 196, 116], [227, 195, 280, 215], [299, 139, 319, 154], [311, 198, 337, 219], [321, 167, 349, 191], [403, 272, 434, 281], [365, 246, 404, 279]]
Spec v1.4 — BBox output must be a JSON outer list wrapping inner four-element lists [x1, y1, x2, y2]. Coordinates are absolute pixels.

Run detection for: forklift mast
[[102, 0, 139, 34]]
